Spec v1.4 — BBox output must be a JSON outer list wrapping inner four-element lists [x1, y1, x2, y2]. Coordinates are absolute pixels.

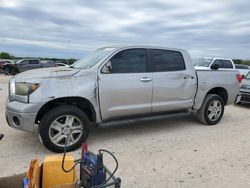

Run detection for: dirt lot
[[0, 75, 250, 187]]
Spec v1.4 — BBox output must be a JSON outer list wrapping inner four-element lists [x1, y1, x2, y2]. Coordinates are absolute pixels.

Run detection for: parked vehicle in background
[[1, 60, 15, 73], [0, 59, 5, 69], [235, 64, 249, 76], [4, 59, 41, 75], [41, 60, 57, 68], [239, 72, 250, 104], [3, 60, 15, 65], [55, 60, 69, 65], [194, 57, 236, 70], [6, 46, 241, 152], [4, 59, 57, 75], [56, 62, 70, 67]]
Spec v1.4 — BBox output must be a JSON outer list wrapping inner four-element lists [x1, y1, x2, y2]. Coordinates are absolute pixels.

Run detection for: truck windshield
[[71, 48, 115, 69], [15, 60, 23, 64], [193, 58, 213, 67], [246, 72, 250, 79]]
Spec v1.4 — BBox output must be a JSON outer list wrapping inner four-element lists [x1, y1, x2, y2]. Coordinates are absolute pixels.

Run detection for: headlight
[[10, 79, 15, 95], [15, 82, 40, 96]]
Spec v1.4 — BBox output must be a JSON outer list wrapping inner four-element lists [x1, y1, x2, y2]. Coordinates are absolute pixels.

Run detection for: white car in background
[[56, 62, 70, 67], [194, 57, 236, 70], [235, 64, 249, 76]]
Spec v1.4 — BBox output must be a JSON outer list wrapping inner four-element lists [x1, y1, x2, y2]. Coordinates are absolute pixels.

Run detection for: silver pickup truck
[[5, 46, 241, 152]]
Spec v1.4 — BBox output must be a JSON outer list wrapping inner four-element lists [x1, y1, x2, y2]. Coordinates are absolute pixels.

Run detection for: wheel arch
[[35, 97, 96, 124], [206, 87, 228, 105]]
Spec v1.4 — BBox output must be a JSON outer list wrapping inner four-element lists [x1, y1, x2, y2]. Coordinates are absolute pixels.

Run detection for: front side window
[[150, 49, 185, 72], [109, 49, 147, 73], [212, 60, 223, 68], [19, 60, 29, 65], [222, 60, 233, 68]]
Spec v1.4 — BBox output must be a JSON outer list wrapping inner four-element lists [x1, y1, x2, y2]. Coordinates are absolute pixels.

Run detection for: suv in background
[[235, 64, 249, 76], [4, 59, 41, 75], [194, 57, 236, 70], [4, 59, 57, 75]]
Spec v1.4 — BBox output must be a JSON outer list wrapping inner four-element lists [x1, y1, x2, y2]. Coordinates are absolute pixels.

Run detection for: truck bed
[[193, 70, 240, 110]]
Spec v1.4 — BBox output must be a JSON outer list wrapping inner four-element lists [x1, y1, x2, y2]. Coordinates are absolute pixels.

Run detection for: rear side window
[[30, 60, 39, 64], [150, 49, 185, 72], [213, 60, 233, 69], [110, 49, 147, 73]]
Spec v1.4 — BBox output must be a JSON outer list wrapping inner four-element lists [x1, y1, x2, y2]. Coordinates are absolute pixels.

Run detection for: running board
[[98, 110, 189, 128]]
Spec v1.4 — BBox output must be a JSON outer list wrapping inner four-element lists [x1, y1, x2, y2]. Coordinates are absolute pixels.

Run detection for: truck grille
[[241, 84, 250, 89], [241, 92, 250, 102]]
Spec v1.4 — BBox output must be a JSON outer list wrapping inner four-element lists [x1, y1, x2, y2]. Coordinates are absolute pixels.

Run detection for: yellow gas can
[[42, 155, 75, 188]]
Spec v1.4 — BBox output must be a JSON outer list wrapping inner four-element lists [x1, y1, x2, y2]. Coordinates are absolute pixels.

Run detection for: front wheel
[[39, 105, 90, 153], [197, 94, 225, 125]]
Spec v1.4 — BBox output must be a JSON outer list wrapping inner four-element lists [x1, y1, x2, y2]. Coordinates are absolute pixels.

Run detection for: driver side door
[[98, 48, 152, 121]]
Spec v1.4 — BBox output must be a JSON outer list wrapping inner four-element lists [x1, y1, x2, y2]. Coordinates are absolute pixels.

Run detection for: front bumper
[[239, 91, 250, 104], [5, 100, 44, 133], [234, 94, 241, 104]]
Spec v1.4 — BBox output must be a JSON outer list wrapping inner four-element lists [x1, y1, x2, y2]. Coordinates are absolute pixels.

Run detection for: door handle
[[140, 77, 152, 82], [184, 75, 194, 79]]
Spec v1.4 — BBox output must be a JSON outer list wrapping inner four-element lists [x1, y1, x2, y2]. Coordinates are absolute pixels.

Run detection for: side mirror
[[242, 74, 245, 79], [102, 61, 112, 73], [211, 63, 219, 70]]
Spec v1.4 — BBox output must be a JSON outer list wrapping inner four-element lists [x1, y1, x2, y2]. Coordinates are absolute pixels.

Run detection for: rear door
[[29, 60, 41, 69], [149, 49, 196, 113], [98, 48, 152, 121]]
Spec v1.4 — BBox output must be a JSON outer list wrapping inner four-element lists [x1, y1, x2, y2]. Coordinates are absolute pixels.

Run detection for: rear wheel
[[39, 105, 90, 153], [197, 94, 224, 125]]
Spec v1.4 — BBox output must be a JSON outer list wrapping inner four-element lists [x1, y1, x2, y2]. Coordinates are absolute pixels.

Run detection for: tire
[[197, 94, 224, 125], [39, 105, 90, 153]]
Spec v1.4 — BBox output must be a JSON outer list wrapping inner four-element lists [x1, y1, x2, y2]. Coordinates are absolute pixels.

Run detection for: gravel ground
[[0, 75, 250, 187]]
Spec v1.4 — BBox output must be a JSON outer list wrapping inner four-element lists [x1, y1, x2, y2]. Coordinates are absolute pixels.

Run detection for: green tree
[[233, 59, 242, 64], [0, 52, 11, 59]]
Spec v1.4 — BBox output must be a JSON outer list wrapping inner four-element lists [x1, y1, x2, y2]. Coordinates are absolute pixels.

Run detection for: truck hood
[[14, 67, 81, 82]]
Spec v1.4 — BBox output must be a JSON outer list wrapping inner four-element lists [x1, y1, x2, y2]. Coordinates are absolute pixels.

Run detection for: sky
[[0, 0, 250, 59]]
